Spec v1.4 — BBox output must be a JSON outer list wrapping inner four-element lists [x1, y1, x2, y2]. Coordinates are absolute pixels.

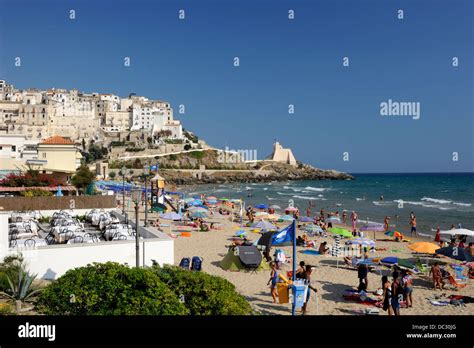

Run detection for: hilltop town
[[0, 80, 352, 189]]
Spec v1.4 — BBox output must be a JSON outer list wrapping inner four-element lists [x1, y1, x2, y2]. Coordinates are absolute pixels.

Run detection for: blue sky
[[0, 0, 472, 173]]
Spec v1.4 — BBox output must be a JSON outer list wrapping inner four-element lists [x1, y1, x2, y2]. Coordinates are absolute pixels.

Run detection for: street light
[[143, 164, 150, 227], [131, 187, 142, 268], [121, 166, 127, 214]]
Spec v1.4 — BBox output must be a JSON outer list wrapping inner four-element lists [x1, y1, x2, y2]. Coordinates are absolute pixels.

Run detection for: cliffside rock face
[[160, 162, 353, 185]]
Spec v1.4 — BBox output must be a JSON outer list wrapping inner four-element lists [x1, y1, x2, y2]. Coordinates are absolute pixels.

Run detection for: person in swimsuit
[[351, 211, 358, 232], [410, 215, 417, 237], [381, 276, 393, 315], [401, 269, 413, 308], [384, 216, 390, 231], [429, 262, 444, 290], [267, 262, 279, 303], [434, 227, 441, 243], [391, 271, 402, 315], [342, 211, 347, 225]]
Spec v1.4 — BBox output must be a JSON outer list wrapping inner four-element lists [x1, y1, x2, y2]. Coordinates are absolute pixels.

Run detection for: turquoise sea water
[[181, 173, 474, 238]]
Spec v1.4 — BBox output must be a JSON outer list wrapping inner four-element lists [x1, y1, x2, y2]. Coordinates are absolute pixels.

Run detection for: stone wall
[[0, 195, 116, 212]]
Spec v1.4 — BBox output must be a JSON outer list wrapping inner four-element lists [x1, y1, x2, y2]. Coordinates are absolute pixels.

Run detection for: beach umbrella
[[254, 212, 269, 219], [188, 200, 203, 206], [159, 212, 182, 220], [269, 205, 281, 210], [360, 222, 385, 240], [285, 206, 298, 212], [439, 228, 474, 237], [348, 238, 376, 247], [299, 216, 313, 222], [326, 216, 341, 223], [234, 229, 247, 238], [219, 197, 229, 201], [206, 196, 217, 200], [183, 198, 195, 203], [304, 224, 323, 234], [267, 213, 281, 220], [384, 230, 404, 240], [55, 186, 63, 197], [190, 211, 208, 219], [408, 242, 439, 254], [328, 227, 352, 238], [435, 246, 473, 262], [252, 220, 277, 231], [279, 215, 295, 221], [380, 257, 415, 270], [255, 204, 268, 209]]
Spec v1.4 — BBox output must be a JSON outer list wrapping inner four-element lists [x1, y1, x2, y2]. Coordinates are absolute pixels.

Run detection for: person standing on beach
[[434, 227, 441, 243], [384, 216, 390, 231], [306, 206, 311, 217], [342, 211, 347, 225], [267, 262, 279, 303], [381, 276, 393, 315], [429, 262, 444, 290], [351, 211, 358, 232], [391, 271, 402, 315], [410, 214, 418, 237], [401, 270, 413, 308], [357, 263, 368, 292]]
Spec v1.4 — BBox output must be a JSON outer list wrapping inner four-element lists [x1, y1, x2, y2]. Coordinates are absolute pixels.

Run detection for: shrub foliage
[[36, 262, 187, 315], [153, 265, 252, 315]]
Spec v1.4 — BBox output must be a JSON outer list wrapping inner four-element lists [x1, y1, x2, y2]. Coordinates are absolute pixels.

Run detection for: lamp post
[[143, 164, 150, 227], [131, 187, 142, 268], [121, 166, 127, 214]]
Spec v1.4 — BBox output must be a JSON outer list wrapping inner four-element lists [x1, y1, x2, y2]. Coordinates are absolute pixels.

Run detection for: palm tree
[[0, 267, 42, 313]]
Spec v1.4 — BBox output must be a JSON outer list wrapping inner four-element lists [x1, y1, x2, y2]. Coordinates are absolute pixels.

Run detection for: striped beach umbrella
[[299, 216, 313, 222], [348, 238, 375, 247], [252, 220, 277, 231], [279, 215, 295, 221], [305, 224, 323, 234]]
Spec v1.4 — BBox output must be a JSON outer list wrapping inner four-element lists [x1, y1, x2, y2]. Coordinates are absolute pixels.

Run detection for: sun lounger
[[447, 275, 467, 290]]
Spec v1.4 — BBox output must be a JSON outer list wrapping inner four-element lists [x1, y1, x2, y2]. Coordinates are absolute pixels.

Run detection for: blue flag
[[272, 223, 295, 245]]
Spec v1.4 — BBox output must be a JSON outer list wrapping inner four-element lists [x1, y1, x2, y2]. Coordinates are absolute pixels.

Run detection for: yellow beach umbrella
[[267, 213, 281, 220], [408, 242, 439, 254]]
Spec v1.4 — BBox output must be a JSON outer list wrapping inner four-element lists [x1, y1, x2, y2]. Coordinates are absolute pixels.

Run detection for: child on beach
[[429, 262, 444, 290], [299, 265, 317, 315]]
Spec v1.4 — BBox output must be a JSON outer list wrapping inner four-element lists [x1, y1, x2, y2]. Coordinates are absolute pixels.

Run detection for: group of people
[[381, 269, 414, 315], [267, 261, 317, 315]]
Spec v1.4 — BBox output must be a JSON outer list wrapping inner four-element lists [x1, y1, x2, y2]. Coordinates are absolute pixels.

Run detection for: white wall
[[8, 238, 174, 280]]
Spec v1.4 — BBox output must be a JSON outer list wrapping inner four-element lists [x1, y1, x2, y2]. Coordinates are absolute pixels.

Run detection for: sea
[[180, 173, 474, 239]]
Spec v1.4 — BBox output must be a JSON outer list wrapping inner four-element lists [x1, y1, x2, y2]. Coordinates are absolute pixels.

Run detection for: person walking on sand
[[410, 214, 418, 237], [267, 262, 279, 303], [429, 262, 444, 290], [299, 265, 317, 315], [381, 276, 393, 316]]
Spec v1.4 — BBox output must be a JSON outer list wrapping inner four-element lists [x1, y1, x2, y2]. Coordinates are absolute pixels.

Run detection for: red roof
[[39, 136, 75, 145]]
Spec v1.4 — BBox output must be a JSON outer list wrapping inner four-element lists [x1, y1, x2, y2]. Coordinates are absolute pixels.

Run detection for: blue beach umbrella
[[56, 186, 63, 197], [255, 204, 268, 209]]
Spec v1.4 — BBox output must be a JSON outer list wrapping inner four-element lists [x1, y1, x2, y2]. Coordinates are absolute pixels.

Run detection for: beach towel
[[430, 300, 450, 306], [301, 250, 321, 255]]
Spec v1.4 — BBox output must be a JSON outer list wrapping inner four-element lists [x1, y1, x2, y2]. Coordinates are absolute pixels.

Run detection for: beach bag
[[179, 257, 191, 269], [191, 256, 203, 271]]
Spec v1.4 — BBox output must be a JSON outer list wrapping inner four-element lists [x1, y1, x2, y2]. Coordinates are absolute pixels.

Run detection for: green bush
[[187, 151, 205, 160], [169, 154, 178, 161], [153, 265, 252, 315], [0, 255, 24, 292], [108, 171, 116, 179], [36, 262, 187, 315]]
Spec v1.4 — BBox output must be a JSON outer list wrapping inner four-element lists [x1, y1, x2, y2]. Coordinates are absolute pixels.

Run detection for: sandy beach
[[154, 211, 473, 316]]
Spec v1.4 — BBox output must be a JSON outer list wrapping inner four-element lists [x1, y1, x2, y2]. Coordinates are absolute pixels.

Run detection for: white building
[[0, 134, 39, 172]]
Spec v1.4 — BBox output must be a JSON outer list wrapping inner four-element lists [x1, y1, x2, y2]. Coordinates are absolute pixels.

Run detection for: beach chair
[[447, 275, 467, 290]]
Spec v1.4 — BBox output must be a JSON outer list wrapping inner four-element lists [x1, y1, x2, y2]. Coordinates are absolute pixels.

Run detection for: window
[[12, 146, 16, 152], [42, 153, 46, 158], [0, 146, 2, 150]]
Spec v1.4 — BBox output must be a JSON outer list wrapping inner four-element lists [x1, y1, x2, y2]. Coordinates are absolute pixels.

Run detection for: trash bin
[[276, 283, 290, 304], [292, 280, 308, 309]]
